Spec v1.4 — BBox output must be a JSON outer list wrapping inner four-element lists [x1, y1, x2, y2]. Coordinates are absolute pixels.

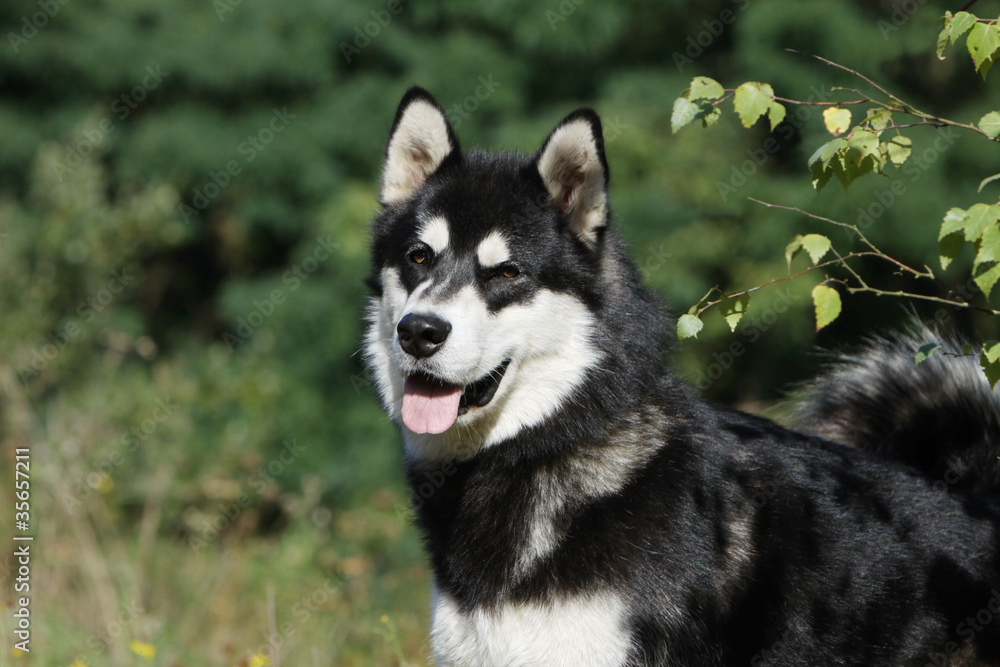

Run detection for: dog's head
[[365, 87, 614, 460]]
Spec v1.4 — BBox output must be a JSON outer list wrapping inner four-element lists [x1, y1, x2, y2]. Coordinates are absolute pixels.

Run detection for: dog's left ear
[[535, 109, 609, 246], [380, 87, 461, 206]]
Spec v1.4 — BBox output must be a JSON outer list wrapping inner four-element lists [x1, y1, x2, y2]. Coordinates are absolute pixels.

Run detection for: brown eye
[[497, 264, 520, 279], [408, 247, 430, 265]]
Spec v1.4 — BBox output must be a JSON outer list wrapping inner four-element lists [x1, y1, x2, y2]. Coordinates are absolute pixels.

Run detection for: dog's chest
[[430, 588, 634, 666]]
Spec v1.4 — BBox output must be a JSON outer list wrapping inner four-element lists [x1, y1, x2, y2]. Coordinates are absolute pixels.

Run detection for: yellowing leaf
[[719, 294, 750, 332], [786, 234, 832, 269], [733, 82, 776, 129], [677, 314, 704, 339], [823, 107, 852, 136], [812, 284, 842, 331], [885, 135, 912, 166]]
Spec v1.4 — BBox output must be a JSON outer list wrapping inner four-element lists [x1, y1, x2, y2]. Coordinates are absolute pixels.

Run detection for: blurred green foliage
[[1, 0, 998, 664]]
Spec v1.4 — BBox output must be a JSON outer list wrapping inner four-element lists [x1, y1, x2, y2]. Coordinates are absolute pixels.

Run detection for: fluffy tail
[[792, 321, 1000, 495]]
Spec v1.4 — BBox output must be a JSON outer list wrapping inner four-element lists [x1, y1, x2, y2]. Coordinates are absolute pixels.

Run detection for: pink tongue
[[401, 375, 464, 434]]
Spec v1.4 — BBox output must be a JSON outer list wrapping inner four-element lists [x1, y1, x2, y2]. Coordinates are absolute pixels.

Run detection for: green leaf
[[799, 234, 832, 265], [719, 294, 751, 332], [937, 12, 954, 59], [939, 233, 965, 270], [677, 313, 704, 339], [940, 207, 969, 240], [963, 203, 1000, 242], [671, 97, 701, 134], [975, 224, 1000, 267], [689, 76, 724, 101], [701, 106, 722, 128], [981, 343, 1000, 388], [974, 261, 1000, 298], [767, 101, 786, 131], [885, 135, 912, 166], [979, 111, 1000, 139], [866, 108, 893, 132], [848, 130, 880, 160], [812, 284, 842, 331], [822, 107, 852, 136], [733, 82, 776, 129], [915, 343, 942, 365], [951, 11, 977, 42], [785, 235, 804, 269], [980, 51, 998, 80], [967, 22, 1000, 73], [979, 173, 1000, 193]]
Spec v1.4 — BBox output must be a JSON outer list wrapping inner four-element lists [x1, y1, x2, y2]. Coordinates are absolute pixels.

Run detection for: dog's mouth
[[401, 360, 510, 435]]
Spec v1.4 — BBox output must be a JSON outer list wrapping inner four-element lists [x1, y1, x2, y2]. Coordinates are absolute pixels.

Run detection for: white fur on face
[[364, 265, 603, 461], [537, 119, 607, 246], [431, 588, 634, 666], [475, 230, 510, 268], [381, 99, 453, 205], [419, 215, 450, 255]]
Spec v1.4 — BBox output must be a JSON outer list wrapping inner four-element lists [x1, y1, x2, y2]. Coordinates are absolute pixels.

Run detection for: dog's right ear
[[380, 87, 461, 207]]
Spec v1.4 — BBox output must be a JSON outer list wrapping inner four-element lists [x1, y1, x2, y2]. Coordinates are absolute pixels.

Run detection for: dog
[[363, 87, 1000, 666]]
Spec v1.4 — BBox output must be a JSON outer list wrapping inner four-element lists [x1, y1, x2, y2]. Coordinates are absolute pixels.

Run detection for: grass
[[1, 451, 434, 666]]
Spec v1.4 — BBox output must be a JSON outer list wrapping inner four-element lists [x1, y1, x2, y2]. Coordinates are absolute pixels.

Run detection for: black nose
[[397, 313, 451, 358]]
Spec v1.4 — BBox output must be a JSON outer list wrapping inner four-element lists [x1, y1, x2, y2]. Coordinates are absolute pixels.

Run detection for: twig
[[747, 198, 933, 279]]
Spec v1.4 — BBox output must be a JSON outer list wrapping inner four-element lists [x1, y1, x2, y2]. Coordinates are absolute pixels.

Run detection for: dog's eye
[[408, 246, 431, 265], [494, 263, 520, 279]]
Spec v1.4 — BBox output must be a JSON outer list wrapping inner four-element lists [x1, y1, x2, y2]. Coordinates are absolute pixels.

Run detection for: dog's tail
[[791, 320, 1000, 495]]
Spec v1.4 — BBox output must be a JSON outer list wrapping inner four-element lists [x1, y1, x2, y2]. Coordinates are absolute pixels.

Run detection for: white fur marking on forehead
[[537, 118, 607, 246], [418, 216, 450, 255], [476, 230, 510, 267], [382, 100, 453, 205]]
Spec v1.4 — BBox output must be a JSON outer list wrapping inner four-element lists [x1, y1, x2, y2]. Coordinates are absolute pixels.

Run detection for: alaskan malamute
[[364, 87, 1000, 666]]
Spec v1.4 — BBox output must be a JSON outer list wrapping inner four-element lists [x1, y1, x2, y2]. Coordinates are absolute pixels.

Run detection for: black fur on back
[[793, 319, 1000, 495]]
